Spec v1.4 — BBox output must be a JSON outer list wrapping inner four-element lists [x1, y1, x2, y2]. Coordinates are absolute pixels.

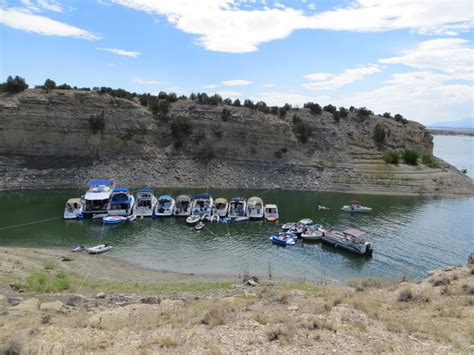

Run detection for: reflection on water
[[0, 188, 472, 282]]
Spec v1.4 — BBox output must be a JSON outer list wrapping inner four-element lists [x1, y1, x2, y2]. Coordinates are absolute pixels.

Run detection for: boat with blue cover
[[270, 232, 297, 245], [107, 187, 135, 216], [191, 193, 214, 216]]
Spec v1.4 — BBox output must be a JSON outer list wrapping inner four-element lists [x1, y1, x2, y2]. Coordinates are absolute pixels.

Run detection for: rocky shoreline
[[0, 247, 473, 353]]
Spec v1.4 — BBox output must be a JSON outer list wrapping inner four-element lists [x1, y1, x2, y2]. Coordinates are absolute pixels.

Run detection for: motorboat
[[186, 215, 201, 224], [246, 196, 264, 219], [214, 198, 229, 217], [64, 198, 83, 220], [288, 224, 305, 237], [86, 244, 112, 254], [195, 221, 205, 231], [103, 215, 127, 224], [82, 180, 114, 215], [71, 245, 85, 252], [318, 205, 330, 211], [298, 218, 314, 226], [322, 228, 373, 255], [341, 200, 372, 213], [191, 193, 214, 216], [301, 225, 326, 241], [107, 187, 135, 216], [210, 214, 220, 223], [174, 195, 192, 217], [227, 197, 247, 218], [234, 216, 249, 222], [133, 188, 157, 217], [281, 222, 296, 230], [264, 204, 279, 222], [155, 195, 175, 217], [270, 232, 296, 245]]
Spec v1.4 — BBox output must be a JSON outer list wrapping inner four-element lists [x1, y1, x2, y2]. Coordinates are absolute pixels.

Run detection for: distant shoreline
[[429, 128, 474, 137]]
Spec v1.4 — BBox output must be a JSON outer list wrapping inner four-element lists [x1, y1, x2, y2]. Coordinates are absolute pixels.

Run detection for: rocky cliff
[[0, 89, 472, 195]]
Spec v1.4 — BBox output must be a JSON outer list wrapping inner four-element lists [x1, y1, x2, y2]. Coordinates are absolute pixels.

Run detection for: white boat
[[210, 214, 220, 223], [195, 221, 205, 231], [234, 216, 250, 222], [214, 198, 229, 217], [264, 204, 279, 222], [281, 222, 296, 230], [191, 193, 214, 216], [103, 215, 127, 224], [155, 195, 175, 217], [318, 205, 330, 211], [341, 200, 372, 213], [298, 218, 314, 225], [64, 198, 83, 220], [322, 228, 373, 255], [246, 196, 264, 219], [86, 244, 112, 254], [133, 188, 157, 217], [107, 187, 135, 216], [301, 225, 326, 241], [83, 180, 114, 215], [227, 197, 247, 218], [186, 215, 201, 224], [173, 195, 192, 217]]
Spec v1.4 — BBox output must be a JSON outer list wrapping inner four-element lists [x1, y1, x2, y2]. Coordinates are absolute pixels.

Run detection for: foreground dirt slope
[[0, 89, 472, 195], [0, 248, 473, 354]]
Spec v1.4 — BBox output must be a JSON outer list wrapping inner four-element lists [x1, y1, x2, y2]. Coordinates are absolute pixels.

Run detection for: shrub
[[304, 102, 322, 115], [339, 106, 349, 118], [270, 106, 279, 115], [209, 94, 222, 105], [333, 110, 341, 123], [398, 288, 413, 302], [402, 149, 419, 165], [88, 111, 105, 134], [1, 75, 28, 93], [374, 123, 386, 143], [293, 120, 312, 143], [256, 101, 270, 114], [243, 99, 255, 109], [356, 107, 373, 118], [383, 151, 400, 165], [274, 150, 283, 158], [323, 104, 337, 115], [279, 103, 292, 117], [292, 114, 302, 125], [221, 108, 231, 121], [194, 137, 216, 162], [43, 78, 56, 92], [57, 83, 72, 90], [422, 154, 439, 168], [383, 112, 391, 118], [232, 98, 241, 107], [394, 114, 408, 124], [223, 98, 232, 105], [150, 98, 170, 116], [170, 116, 192, 147]]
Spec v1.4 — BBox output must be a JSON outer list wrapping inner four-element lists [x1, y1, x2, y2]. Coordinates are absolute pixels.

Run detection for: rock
[[243, 291, 257, 298], [95, 292, 106, 299], [468, 253, 474, 265], [243, 275, 259, 284], [247, 279, 258, 287], [61, 256, 73, 262], [140, 296, 160, 304], [287, 305, 299, 311], [66, 295, 86, 307], [0, 295, 7, 306], [7, 297, 23, 306], [40, 300, 63, 312], [160, 299, 184, 306], [12, 297, 40, 312]]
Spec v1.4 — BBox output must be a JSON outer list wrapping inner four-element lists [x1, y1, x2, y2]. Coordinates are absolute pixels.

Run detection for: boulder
[[66, 295, 86, 307], [140, 296, 160, 304], [95, 292, 106, 299], [40, 300, 63, 312], [12, 297, 40, 312]]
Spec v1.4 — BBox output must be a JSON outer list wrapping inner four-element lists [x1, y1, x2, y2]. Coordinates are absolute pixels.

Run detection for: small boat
[[234, 216, 249, 222], [186, 215, 201, 224], [318, 205, 330, 211], [264, 204, 279, 222], [173, 195, 192, 217], [92, 213, 108, 220], [191, 193, 214, 217], [298, 218, 314, 226], [71, 245, 85, 252], [83, 180, 114, 216], [301, 225, 326, 241], [247, 196, 264, 219], [322, 228, 373, 255], [86, 244, 112, 254], [155, 195, 175, 217], [281, 222, 296, 230], [210, 214, 220, 223], [288, 224, 305, 237], [103, 215, 127, 224], [107, 187, 135, 216], [195, 221, 205, 231], [133, 188, 157, 217], [227, 197, 247, 218], [64, 198, 83, 220], [341, 200, 372, 213], [270, 232, 296, 245], [214, 198, 229, 217]]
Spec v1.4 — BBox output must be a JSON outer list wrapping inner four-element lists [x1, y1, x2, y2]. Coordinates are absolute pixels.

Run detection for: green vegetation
[[356, 107, 374, 118], [123, 125, 149, 140], [24, 271, 71, 292], [43, 260, 56, 271], [383, 151, 400, 165], [170, 116, 192, 148], [394, 113, 408, 124], [150, 98, 170, 117], [293, 120, 312, 143], [304, 102, 322, 115], [402, 149, 419, 166], [0, 75, 28, 93], [278, 103, 292, 117], [221, 108, 231, 121], [88, 111, 106, 135], [374, 123, 386, 144], [323, 104, 337, 115], [339, 106, 349, 118], [422, 154, 439, 168], [43, 78, 56, 92], [383, 112, 392, 118]]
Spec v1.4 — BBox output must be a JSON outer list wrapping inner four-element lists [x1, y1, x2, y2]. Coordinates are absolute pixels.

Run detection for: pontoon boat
[[322, 228, 373, 255], [82, 180, 114, 215]]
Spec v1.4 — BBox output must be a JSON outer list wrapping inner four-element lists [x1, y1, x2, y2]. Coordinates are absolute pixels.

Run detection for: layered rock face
[[0, 89, 472, 195]]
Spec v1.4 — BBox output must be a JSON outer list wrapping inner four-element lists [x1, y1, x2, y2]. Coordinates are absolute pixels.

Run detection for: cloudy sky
[[1, 0, 473, 125]]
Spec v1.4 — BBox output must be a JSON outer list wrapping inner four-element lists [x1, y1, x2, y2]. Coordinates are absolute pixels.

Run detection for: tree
[[223, 98, 232, 105], [323, 104, 337, 115], [150, 98, 170, 116], [221, 108, 231, 121], [339, 106, 349, 118], [293, 120, 313, 143], [304, 102, 322, 115], [394, 113, 408, 124], [88, 111, 106, 135], [374, 123, 386, 144], [356, 107, 373, 118], [243, 99, 255, 109], [279, 103, 292, 117], [43, 79, 56, 92], [209, 94, 222, 105], [57, 83, 72, 90], [170, 116, 192, 148], [383, 112, 391, 118], [232, 99, 241, 107], [1, 75, 28, 93]]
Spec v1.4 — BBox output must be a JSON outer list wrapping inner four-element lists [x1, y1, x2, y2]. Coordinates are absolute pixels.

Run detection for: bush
[[232, 99, 241, 107], [88, 111, 105, 134], [221, 108, 231, 121], [374, 123, 386, 143], [270, 106, 279, 115], [402, 149, 419, 165], [333, 110, 341, 123], [293, 120, 312, 143], [43, 78, 56, 92], [323, 104, 337, 115], [398, 288, 413, 302], [0, 75, 28, 93], [339, 106, 349, 118], [170, 116, 192, 147], [383, 112, 391, 118], [223, 98, 232, 105], [194, 137, 216, 162], [383, 151, 400, 165], [422, 154, 439, 168], [292, 114, 302, 125], [356, 107, 373, 118], [279, 103, 291, 117], [243, 99, 255, 109], [150, 98, 170, 116], [209, 94, 222, 105], [57, 83, 72, 90], [394, 114, 408, 124], [304, 102, 322, 115]]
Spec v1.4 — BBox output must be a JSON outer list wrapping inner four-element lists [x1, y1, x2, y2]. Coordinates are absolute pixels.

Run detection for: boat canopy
[[265, 204, 277, 209], [230, 197, 244, 202], [87, 180, 113, 187], [343, 228, 365, 237], [158, 195, 173, 201], [176, 195, 191, 202], [113, 187, 129, 192], [66, 198, 81, 207], [215, 198, 228, 205], [137, 188, 154, 193], [351, 200, 361, 204], [248, 196, 263, 204], [194, 193, 211, 200]]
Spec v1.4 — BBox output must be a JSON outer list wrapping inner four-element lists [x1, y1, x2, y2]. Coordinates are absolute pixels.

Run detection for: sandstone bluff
[[0, 89, 472, 195]]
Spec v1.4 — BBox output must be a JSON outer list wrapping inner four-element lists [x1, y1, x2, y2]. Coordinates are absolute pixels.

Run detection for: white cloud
[[380, 38, 473, 80], [108, 0, 473, 53], [37, 0, 63, 12], [0, 7, 100, 39], [304, 64, 381, 90], [216, 90, 243, 97], [97, 47, 140, 57], [254, 91, 330, 106], [204, 79, 252, 89], [132, 77, 167, 85]]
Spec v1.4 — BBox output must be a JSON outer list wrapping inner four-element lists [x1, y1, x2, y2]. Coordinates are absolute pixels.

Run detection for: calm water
[[433, 135, 474, 178], [0, 136, 472, 282]]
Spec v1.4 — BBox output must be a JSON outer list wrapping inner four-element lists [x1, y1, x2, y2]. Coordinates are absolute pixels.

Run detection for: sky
[[0, 0, 473, 125]]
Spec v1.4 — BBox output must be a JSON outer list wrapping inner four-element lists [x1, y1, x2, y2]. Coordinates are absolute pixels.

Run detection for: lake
[[0, 136, 472, 283]]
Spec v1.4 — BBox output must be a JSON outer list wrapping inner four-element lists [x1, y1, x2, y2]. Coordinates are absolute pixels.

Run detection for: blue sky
[[1, 0, 473, 125]]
